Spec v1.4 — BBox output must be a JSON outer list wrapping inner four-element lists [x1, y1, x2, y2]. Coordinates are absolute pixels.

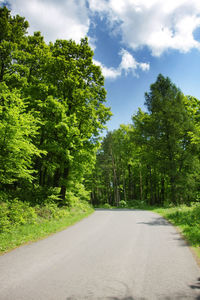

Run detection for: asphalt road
[[0, 209, 200, 300]]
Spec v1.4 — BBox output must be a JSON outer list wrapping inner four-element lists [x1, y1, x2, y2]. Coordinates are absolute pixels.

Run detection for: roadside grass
[[3, 198, 199, 258], [153, 204, 200, 258], [97, 201, 200, 258], [0, 206, 94, 254]]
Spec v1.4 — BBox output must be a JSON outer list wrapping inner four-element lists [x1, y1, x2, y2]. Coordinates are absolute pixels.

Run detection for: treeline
[[0, 6, 111, 206], [1, 6, 200, 215], [90, 74, 200, 207]]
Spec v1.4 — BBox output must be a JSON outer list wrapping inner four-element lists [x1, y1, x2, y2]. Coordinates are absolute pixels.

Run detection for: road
[[0, 209, 200, 300]]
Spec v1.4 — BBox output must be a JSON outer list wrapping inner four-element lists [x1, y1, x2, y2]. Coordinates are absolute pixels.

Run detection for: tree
[[33, 37, 112, 200], [0, 6, 111, 204], [0, 6, 29, 83], [91, 74, 200, 207], [144, 74, 199, 203], [0, 83, 41, 188]]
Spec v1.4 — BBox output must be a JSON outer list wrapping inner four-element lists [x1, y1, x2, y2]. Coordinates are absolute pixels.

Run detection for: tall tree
[[91, 74, 200, 207], [144, 74, 199, 203]]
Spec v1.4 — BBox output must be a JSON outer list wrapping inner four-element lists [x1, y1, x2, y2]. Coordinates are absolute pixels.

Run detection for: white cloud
[[94, 49, 150, 79], [93, 59, 121, 79], [88, 36, 97, 51], [4, 0, 150, 80], [139, 63, 150, 71], [4, 0, 200, 56], [120, 49, 138, 72], [8, 0, 90, 43], [88, 0, 200, 56]]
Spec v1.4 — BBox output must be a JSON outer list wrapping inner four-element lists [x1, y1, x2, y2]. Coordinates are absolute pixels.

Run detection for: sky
[[1, 0, 200, 131]]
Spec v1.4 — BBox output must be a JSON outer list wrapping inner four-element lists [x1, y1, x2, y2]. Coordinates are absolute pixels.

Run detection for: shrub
[[0, 191, 9, 202], [119, 200, 127, 208], [9, 199, 37, 226], [0, 190, 91, 233], [102, 203, 112, 209], [0, 202, 11, 232], [0, 198, 38, 232]]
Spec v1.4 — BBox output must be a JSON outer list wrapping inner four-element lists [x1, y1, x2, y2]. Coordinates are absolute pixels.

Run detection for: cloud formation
[[89, 0, 200, 56], [94, 49, 150, 79], [5, 0, 200, 56], [9, 0, 90, 43], [2, 0, 200, 79]]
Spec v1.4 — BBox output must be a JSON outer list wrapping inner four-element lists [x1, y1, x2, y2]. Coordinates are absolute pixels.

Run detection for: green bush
[[0, 191, 9, 202], [35, 202, 68, 220], [157, 204, 200, 246], [18, 185, 61, 205], [0, 191, 92, 233], [102, 203, 112, 209], [0, 202, 11, 232], [55, 207, 69, 219], [9, 199, 37, 226], [126, 199, 143, 208], [65, 183, 91, 212], [119, 200, 127, 208], [65, 183, 90, 205], [0, 199, 37, 232]]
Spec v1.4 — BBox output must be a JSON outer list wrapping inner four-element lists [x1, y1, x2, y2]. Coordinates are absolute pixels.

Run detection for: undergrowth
[[98, 200, 200, 256], [0, 197, 93, 254], [154, 204, 200, 250]]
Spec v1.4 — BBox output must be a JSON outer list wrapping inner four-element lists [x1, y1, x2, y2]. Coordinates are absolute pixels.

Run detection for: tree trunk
[[53, 169, 61, 186], [161, 176, 165, 205], [110, 146, 119, 206], [149, 167, 153, 205], [139, 164, 143, 201], [60, 167, 69, 201], [170, 176, 176, 204], [123, 176, 127, 202], [128, 164, 132, 200], [0, 62, 5, 82]]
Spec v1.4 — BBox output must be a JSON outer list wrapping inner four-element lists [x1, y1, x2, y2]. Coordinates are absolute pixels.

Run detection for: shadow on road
[[65, 277, 200, 300], [190, 277, 200, 290], [137, 217, 170, 226], [66, 297, 143, 300], [66, 294, 200, 300], [169, 231, 189, 247], [95, 209, 146, 212], [137, 218, 192, 248], [107, 297, 140, 300]]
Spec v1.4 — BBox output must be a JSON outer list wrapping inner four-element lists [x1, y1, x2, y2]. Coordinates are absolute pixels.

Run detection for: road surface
[[0, 209, 200, 300]]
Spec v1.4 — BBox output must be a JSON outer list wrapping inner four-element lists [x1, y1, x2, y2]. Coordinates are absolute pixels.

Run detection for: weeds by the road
[[97, 201, 200, 257], [153, 204, 200, 257], [0, 204, 93, 254]]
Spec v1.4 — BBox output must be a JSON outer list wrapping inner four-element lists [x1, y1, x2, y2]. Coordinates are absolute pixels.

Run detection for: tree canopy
[[90, 74, 200, 207], [1, 6, 200, 209], [0, 6, 111, 204]]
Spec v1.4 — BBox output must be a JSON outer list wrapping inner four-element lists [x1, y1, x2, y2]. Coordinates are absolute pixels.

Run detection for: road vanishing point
[[0, 209, 200, 300]]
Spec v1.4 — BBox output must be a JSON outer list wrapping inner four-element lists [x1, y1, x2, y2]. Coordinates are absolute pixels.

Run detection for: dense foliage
[[0, 5, 111, 226], [90, 74, 200, 207], [156, 204, 200, 247]]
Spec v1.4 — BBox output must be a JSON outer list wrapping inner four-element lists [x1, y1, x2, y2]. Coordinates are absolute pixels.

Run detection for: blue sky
[[1, 0, 200, 131]]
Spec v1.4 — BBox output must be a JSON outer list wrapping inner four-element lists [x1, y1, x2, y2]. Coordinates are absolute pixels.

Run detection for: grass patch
[[97, 202, 200, 258], [0, 206, 94, 254], [153, 204, 200, 257]]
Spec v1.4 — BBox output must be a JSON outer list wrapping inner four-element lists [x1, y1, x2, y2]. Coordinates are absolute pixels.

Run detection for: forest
[[0, 7, 111, 199], [0, 6, 111, 235], [0, 7, 200, 250], [90, 74, 200, 208]]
